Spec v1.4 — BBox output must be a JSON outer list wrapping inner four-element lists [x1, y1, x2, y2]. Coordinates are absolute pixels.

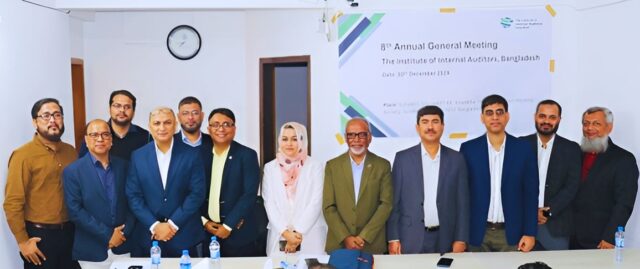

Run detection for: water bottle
[[180, 249, 192, 269], [615, 226, 624, 262], [150, 240, 161, 269], [209, 236, 221, 262]]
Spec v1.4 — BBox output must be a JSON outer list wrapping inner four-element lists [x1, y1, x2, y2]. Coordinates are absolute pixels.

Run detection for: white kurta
[[262, 156, 328, 257]]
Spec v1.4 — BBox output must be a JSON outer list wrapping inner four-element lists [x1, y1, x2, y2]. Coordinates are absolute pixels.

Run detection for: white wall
[[0, 1, 75, 268]]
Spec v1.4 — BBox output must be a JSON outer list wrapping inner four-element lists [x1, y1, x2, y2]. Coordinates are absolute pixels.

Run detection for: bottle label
[[616, 238, 624, 248], [152, 256, 160, 264]]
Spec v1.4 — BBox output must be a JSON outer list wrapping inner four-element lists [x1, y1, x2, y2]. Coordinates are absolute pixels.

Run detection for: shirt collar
[[349, 154, 367, 166], [154, 139, 174, 156], [486, 133, 506, 153], [537, 133, 555, 149], [181, 130, 202, 147], [420, 142, 441, 161], [88, 153, 110, 169], [212, 145, 230, 157], [32, 133, 62, 152]]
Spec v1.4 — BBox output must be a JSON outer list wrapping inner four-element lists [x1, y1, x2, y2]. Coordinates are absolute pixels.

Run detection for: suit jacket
[[460, 133, 538, 246], [63, 154, 135, 261], [521, 134, 581, 237], [262, 157, 328, 256], [322, 151, 393, 254], [573, 138, 639, 248], [200, 140, 261, 247], [173, 131, 213, 161], [386, 144, 469, 253], [126, 140, 206, 254]]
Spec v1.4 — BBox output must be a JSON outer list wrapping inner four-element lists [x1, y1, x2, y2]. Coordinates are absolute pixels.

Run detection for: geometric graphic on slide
[[338, 13, 385, 67], [340, 91, 398, 138]]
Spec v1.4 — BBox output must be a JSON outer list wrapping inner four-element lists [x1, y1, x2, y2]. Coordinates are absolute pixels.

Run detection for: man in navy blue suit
[[387, 105, 469, 254], [200, 108, 263, 257], [126, 107, 205, 257], [460, 94, 538, 252], [64, 119, 135, 269]]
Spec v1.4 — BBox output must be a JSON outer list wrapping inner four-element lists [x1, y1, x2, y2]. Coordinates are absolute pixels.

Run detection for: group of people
[[3, 91, 638, 269]]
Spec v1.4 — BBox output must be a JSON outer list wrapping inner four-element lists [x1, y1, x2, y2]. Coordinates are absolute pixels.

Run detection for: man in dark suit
[[200, 108, 262, 257], [572, 106, 638, 249], [460, 94, 538, 252], [64, 119, 136, 268], [174, 96, 212, 159], [387, 106, 469, 254], [126, 107, 205, 257], [521, 100, 581, 250]]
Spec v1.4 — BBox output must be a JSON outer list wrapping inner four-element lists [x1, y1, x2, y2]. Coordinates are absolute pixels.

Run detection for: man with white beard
[[571, 107, 639, 249]]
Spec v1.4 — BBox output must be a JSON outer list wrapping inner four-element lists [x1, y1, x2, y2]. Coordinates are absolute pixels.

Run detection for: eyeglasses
[[483, 109, 506, 117], [346, 132, 369, 140], [37, 112, 63, 121], [582, 121, 604, 128], [209, 122, 235, 130], [111, 103, 132, 111], [87, 132, 112, 140], [180, 110, 201, 117]]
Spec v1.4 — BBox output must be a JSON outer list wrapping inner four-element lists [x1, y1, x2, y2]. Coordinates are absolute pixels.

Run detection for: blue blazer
[[200, 140, 261, 247], [126, 140, 205, 255], [63, 154, 135, 262], [460, 133, 538, 246], [386, 144, 469, 253]]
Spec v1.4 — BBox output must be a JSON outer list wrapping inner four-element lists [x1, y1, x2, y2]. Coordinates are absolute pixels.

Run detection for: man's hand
[[518, 235, 535, 252], [343, 236, 363, 250], [214, 224, 231, 239], [153, 223, 177, 242], [282, 230, 302, 245], [109, 224, 127, 248], [388, 241, 402, 255], [19, 237, 46, 265], [452, 241, 466, 253], [204, 221, 218, 235], [537, 207, 549, 225], [597, 240, 615, 249]]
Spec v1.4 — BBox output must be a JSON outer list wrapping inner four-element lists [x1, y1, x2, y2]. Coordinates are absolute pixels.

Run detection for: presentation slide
[[338, 8, 552, 138]]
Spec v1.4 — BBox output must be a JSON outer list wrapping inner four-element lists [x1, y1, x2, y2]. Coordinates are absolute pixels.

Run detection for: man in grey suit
[[386, 105, 469, 254]]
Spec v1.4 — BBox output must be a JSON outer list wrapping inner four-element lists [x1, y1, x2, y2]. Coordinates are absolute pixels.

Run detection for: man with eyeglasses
[[520, 100, 581, 250], [200, 108, 263, 257], [63, 119, 135, 269], [126, 107, 205, 257], [460, 94, 538, 252], [571, 107, 638, 249], [174, 96, 212, 159], [323, 118, 393, 254], [79, 90, 151, 160], [4, 98, 79, 269]]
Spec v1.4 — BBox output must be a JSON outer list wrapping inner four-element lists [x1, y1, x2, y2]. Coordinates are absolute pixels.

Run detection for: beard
[[37, 124, 65, 142], [349, 146, 367, 156], [580, 135, 609, 153], [111, 115, 131, 127], [181, 122, 202, 135], [535, 122, 559, 136]]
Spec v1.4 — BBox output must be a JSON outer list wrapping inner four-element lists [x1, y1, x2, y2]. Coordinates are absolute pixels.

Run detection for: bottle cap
[[152, 241, 159, 247], [211, 236, 217, 241], [182, 250, 189, 255], [618, 226, 624, 232]]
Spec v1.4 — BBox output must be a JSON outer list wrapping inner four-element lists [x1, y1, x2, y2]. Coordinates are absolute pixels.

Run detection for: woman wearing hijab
[[262, 122, 327, 256]]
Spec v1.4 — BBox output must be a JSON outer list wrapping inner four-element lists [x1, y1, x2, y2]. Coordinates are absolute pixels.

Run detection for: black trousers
[[22, 223, 80, 269]]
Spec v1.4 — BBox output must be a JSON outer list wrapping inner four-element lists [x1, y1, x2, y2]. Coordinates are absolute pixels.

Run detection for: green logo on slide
[[500, 17, 513, 28]]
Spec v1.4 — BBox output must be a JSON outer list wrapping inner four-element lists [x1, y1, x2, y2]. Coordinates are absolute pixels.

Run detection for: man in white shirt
[[460, 95, 538, 252], [387, 106, 469, 254], [520, 100, 581, 250]]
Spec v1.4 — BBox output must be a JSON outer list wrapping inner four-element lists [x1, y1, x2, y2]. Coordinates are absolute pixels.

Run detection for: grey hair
[[345, 117, 372, 133], [149, 106, 175, 121], [583, 106, 613, 124]]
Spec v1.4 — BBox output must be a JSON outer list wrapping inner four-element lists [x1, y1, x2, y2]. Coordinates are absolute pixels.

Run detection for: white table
[[110, 249, 640, 269]]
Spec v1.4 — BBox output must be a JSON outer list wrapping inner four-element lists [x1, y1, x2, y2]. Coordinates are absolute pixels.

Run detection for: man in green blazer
[[323, 118, 393, 254]]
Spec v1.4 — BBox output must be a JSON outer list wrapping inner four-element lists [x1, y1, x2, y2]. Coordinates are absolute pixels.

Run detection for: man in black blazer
[[200, 108, 263, 257], [521, 100, 581, 250], [174, 96, 212, 159], [572, 106, 638, 249]]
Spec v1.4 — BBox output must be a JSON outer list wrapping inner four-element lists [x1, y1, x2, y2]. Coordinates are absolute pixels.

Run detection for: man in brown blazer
[[322, 118, 393, 254]]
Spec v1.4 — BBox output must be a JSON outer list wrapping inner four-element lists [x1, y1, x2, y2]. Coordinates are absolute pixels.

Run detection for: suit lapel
[[411, 145, 425, 203], [436, 145, 448, 209], [80, 155, 108, 203], [165, 141, 180, 191], [357, 155, 373, 203], [340, 153, 357, 206], [146, 145, 164, 192], [219, 141, 237, 199]]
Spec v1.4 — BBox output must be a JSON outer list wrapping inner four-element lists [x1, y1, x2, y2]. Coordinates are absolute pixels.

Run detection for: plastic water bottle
[[150, 240, 161, 269], [180, 249, 192, 269], [615, 226, 624, 262], [209, 236, 221, 263]]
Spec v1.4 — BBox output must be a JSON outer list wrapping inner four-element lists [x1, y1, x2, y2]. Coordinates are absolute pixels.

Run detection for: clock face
[[167, 25, 201, 60]]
